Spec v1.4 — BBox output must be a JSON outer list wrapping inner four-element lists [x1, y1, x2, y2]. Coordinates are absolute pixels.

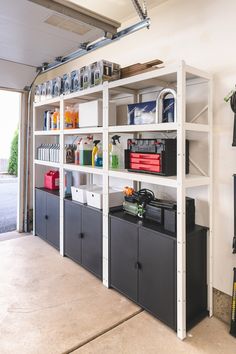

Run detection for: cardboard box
[[79, 99, 116, 127]]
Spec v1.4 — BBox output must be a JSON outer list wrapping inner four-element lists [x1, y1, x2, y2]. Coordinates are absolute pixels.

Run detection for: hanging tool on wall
[[224, 87, 236, 146], [230, 268, 236, 337]]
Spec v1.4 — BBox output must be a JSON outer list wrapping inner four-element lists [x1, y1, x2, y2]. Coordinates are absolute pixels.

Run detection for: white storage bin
[[86, 188, 123, 209], [71, 185, 98, 204], [79, 99, 116, 127]]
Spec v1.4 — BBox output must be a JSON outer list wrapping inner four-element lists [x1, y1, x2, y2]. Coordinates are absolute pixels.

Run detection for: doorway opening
[[0, 90, 21, 234]]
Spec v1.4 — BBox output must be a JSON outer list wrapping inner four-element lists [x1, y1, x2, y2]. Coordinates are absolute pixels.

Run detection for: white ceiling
[[0, 0, 105, 67], [68, 0, 168, 22], [0, 0, 167, 68]]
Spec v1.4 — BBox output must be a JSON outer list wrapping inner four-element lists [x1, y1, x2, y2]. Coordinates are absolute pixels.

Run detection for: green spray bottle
[[109, 135, 121, 169]]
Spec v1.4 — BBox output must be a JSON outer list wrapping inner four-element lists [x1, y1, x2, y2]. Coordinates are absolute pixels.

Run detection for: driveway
[[0, 177, 17, 233]]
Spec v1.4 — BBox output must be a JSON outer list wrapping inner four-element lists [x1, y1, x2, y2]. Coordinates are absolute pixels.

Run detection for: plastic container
[[79, 99, 116, 127], [109, 135, 121, 169], [51, 108, 60, 130], [95, 142, 103, 167], [79, 136, 93, 165], [75, 140, 81, 165], [64, 106, 73, 129], [65, 171, 72, 196], [72, 108, 79, 129], [92, 140, 100, 167], [44, 170, 59, 190], [46, 111, 52, 131], [86, 187, 123, 209], [71, 184, 97, 204]]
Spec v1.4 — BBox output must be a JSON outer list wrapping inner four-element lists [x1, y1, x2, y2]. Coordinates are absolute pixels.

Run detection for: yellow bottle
[[92, 140, 100, 167], [64, 106, 73, 129]]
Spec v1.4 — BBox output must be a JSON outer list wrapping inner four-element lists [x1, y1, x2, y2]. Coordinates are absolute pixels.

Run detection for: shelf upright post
[[59, 98, 65, 256], [102, 81, 110, 288], [32, 105, 36, 235], [208, 76, 213, 317], [177, 61, 187, 340]]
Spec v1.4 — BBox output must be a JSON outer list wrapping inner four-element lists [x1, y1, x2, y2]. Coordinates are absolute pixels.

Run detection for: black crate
[[164, 197, 195, 233]]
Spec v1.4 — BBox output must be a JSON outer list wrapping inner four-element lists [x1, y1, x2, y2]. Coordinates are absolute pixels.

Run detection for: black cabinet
[[64, 199, 102, 279], [110, 217, 138, 302], [35, 188, 47, 240], [110, 211, 207, 331], [64, 199, 82, 264], [35, 188, 60, 250], [139, 227, 176, 329], [82, 206, 102, 278]]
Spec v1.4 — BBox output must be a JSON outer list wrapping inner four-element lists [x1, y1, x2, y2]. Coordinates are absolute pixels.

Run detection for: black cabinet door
[[64, 200, 82, 264], [46, 193, 60, 250], [186, 228, 207, 327], [35, 189, 47, 240], [82, 207, 102, 278], [138, 227, 177, 330], [110, 217, 138, 302]]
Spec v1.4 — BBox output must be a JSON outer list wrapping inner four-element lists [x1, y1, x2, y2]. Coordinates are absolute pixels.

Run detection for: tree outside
[[8, 129, 18, 176], [0, 90, 20, 233]]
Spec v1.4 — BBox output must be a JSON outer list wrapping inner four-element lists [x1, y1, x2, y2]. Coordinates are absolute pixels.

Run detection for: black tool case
[[124, 138, 189, 176], [145, 197, 195, 233]]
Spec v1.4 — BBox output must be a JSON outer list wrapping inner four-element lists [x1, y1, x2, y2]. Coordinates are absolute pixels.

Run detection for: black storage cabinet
[[64, 199, 83, 264], [35, 188, 60, 250], [109, 211, 207, 331], [64, 198, 102, 279]]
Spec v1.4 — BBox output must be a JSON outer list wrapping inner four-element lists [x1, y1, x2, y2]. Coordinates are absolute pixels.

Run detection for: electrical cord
[[230, 92, 236, 146], [135, 188, 155, 205]]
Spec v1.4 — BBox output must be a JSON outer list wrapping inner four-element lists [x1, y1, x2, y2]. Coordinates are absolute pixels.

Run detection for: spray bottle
[[95, 141, 103, 167], [109, 135, 121, 169], [92, 140, 100, 167], [75, 138, 81, 165]]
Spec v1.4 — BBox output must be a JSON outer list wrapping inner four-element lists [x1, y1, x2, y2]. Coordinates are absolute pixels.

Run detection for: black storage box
[[145, 203, 163, 224], [164, 197, 195, 233]]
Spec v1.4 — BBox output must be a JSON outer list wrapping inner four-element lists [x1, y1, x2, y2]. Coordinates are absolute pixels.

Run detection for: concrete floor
[[0, 234, 235, 354], [0, 177, 17, 233], [73, 313, 236, 354]]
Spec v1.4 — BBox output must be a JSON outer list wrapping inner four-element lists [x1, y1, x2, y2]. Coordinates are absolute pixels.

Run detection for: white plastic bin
[[86, 188, 123, 209], [79, 99, 116, 127], [71, 185, 97, 204]]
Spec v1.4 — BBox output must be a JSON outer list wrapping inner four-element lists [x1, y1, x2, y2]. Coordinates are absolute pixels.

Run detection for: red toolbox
[[130, 152, 161, 172], [130, 162, 161, 173], [44, 170, 59, 190], [125, 138, 190, 176]]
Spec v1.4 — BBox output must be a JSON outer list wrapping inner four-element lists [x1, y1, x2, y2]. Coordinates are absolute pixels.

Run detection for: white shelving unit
[[32, 61, 213, 340]]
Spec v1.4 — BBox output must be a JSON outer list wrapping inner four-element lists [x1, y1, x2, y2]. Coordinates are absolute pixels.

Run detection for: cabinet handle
[[45, 215, 48, 220], [79, 233, 84, 239], [135, 262, 142, 270]]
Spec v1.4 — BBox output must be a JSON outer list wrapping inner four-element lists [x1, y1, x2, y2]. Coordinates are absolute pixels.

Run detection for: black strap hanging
[[230, 92, 236, 146]]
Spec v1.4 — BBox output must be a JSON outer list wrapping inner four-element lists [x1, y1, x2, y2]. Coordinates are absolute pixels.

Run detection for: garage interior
[[0, 0, 236, 353]]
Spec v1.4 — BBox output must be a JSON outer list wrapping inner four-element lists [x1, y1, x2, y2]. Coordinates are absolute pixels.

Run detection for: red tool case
[[130, 152, 161, 173], [125, 138, 189, 176]]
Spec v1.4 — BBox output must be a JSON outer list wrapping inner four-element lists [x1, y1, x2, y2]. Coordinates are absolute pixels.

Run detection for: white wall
[[36, 0, 236, 295]]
